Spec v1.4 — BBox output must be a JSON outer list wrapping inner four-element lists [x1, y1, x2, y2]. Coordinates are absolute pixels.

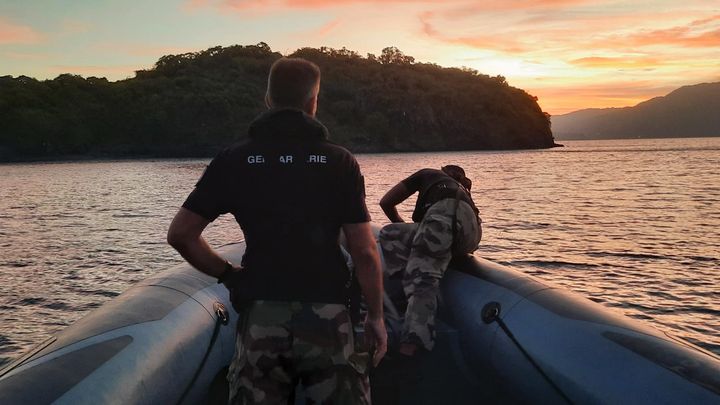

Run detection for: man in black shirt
[[379, 166, 481, 357], [168, 57, 386, 404]]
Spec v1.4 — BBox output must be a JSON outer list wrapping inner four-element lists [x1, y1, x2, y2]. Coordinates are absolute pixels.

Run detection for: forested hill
[[0, 43, 556, 162], [552, 82, 720, 140]]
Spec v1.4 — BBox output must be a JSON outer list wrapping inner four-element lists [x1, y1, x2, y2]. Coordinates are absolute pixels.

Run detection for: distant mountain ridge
[[551, 82, 720, 140]]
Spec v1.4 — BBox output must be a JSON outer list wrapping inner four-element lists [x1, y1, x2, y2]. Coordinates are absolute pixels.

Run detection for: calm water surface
[[1, 138, 719, 366]]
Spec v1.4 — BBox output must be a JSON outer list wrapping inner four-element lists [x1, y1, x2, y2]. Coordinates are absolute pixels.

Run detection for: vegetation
[[0, 43, 556, 162]]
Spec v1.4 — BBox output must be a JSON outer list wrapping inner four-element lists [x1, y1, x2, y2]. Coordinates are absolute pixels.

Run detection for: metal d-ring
[[213, 302, 229, 325], [481, 302, 501, 324]]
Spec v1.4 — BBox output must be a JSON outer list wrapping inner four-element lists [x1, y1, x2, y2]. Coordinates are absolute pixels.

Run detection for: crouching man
[[378, 165, 481, 357]]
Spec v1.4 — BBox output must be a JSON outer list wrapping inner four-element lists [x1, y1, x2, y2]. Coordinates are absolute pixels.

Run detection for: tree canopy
[[0, 43, 556, 162]]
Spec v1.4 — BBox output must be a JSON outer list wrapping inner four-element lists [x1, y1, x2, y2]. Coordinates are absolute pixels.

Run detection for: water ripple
[[1, 138, 719, 364], [508, 259, 602, 269]]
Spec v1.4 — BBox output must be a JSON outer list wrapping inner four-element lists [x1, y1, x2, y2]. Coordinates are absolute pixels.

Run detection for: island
[[0, 43, 557, 162]]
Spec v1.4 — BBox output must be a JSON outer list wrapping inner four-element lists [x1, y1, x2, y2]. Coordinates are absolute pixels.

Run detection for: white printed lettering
[[307, 155, 327, 164], [247, 155, 265, 164], [279, 155, 293, 164]]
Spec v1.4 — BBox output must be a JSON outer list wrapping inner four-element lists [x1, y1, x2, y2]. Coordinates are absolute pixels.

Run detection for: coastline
[[0, 143, 565, 165]]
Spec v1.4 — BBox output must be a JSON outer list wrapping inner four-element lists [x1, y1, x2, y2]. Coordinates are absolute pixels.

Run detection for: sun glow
[[1, 1, 718, 114]]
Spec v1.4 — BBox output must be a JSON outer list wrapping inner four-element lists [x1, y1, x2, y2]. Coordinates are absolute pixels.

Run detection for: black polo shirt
[[402, 168, 477, 223], [182, 108, 370, 303]]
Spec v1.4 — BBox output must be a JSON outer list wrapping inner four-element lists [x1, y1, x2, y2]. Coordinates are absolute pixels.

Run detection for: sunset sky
[[1, 0, 718, 115]]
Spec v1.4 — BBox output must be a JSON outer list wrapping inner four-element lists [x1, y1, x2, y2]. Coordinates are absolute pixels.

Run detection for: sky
[[1, 0, 718, 115]]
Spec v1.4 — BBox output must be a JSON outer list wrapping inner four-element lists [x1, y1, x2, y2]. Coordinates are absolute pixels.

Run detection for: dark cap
[[441, 165, 472, 190], [441, 165, 465, 177]]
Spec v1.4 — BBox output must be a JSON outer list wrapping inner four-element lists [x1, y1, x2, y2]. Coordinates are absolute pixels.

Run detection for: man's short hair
[[267, 57, 321, 109]]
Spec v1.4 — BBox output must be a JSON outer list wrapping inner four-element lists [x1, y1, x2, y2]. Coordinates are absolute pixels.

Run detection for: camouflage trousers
[[227, 300, 371, 405], [379, 199, 481, 351]]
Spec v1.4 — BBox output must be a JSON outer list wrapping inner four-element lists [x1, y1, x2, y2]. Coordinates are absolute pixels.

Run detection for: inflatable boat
[[1, 239, 719, 404], [0, 244, 248, 405]]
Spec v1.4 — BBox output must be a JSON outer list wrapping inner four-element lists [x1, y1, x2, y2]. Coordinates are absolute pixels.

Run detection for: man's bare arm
[[342, 221, 387, 366], [379, 182, 413, 223], [167, 207, 238, 279]]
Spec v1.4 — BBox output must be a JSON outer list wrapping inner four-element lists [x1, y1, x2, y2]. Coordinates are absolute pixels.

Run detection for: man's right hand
[[342, 222, 386, 366], [364, 316, 387, 367]]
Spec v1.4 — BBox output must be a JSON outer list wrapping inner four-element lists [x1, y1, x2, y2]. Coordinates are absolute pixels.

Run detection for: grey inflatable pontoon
[[377, 254, 720, 404], [1, 240, 719, 404], [0, 245, 247, 405]]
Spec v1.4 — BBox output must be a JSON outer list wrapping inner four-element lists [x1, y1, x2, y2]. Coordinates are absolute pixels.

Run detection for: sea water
[[1, 137, 718, 367]]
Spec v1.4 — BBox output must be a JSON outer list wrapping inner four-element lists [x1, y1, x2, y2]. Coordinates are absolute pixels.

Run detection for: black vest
[[413, 178, 478, 223]]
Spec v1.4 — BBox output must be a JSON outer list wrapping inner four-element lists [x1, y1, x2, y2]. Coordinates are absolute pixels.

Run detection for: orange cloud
[[316, 18, 341, 36], [0, 18, 43, 44], [188, 0, 591, 13], [285, 18, 343, 39], [286, 0, 428, 6], [438, 0, 590, 17], [419, 13, 528, 53], [418, 3, 720, 54], [627, 27, 720, 48], [445, 36, 528, 53], [279, 0, 448, 6], [569, 56, 662, 69], [603, 16, 720, 49], [689, 14, 720, 27]]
